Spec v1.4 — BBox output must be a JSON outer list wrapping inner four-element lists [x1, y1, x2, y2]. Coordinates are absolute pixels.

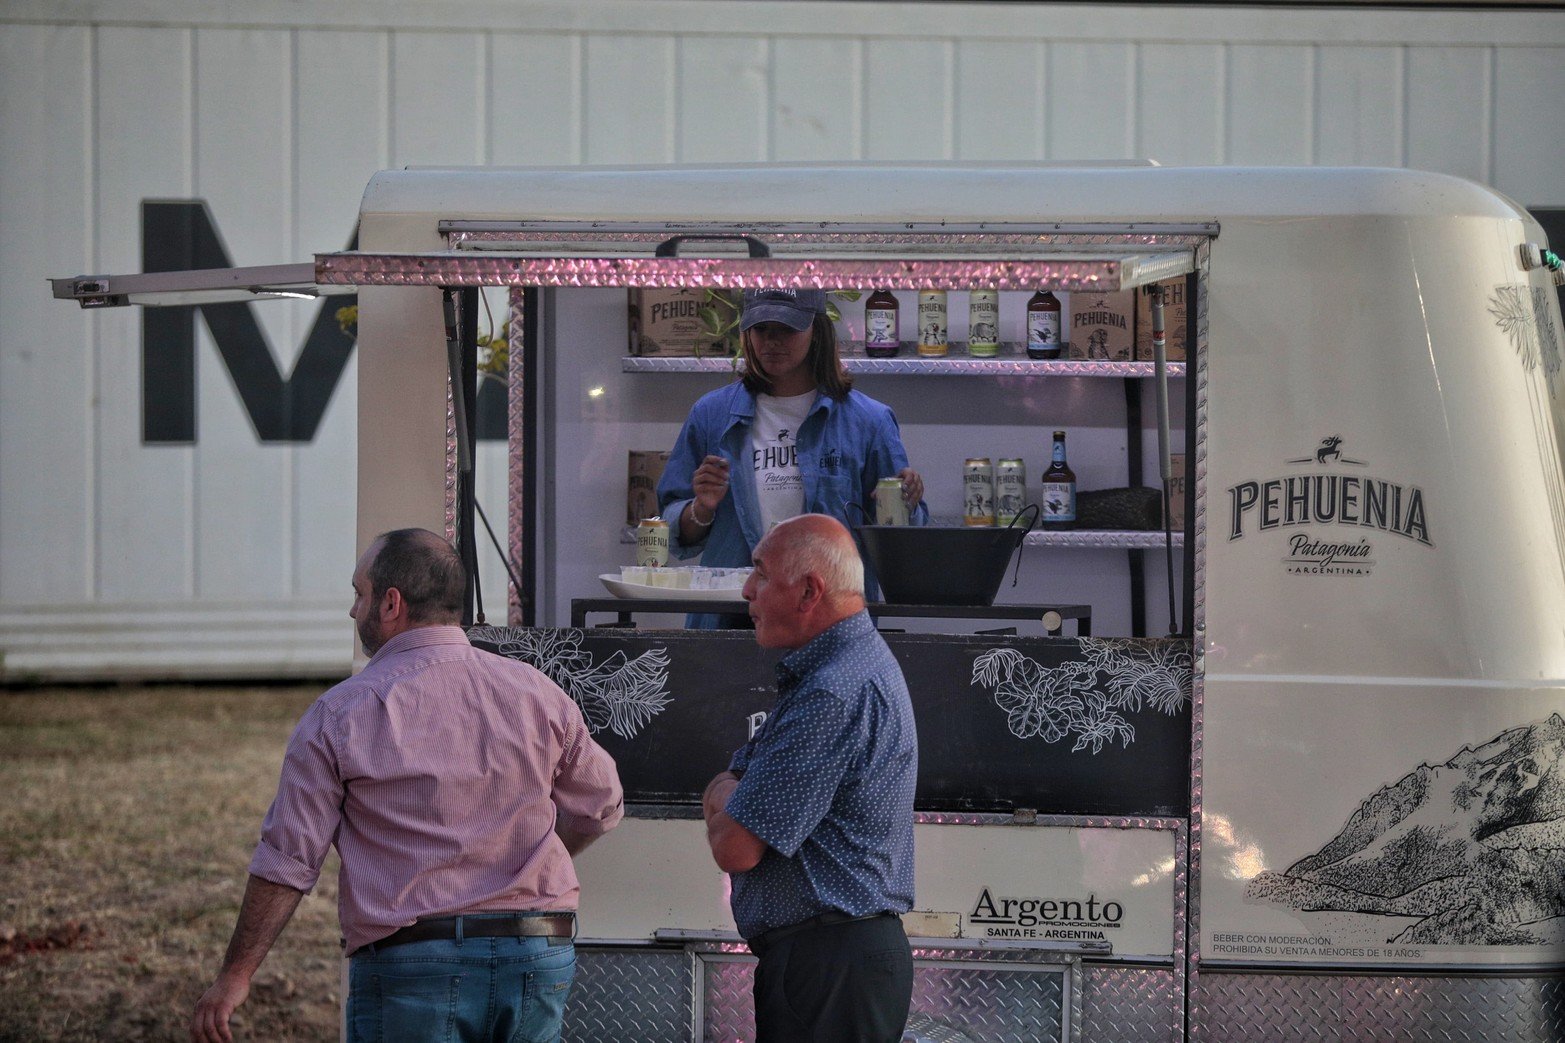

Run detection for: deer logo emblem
[[1316, 435, 1343, 464]]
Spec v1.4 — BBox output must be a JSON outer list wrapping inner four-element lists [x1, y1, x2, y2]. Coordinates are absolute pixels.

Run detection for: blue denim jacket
[[657, 382, 927, 627]]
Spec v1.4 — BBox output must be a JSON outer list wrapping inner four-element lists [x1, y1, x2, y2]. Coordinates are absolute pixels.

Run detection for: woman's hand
[[681, 455, 731, 543], [692, 455, 731, 519], [897, 467, 924, 507]]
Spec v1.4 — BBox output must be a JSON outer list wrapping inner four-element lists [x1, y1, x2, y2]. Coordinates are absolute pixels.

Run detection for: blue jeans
[[347, 924, 575, 1043]]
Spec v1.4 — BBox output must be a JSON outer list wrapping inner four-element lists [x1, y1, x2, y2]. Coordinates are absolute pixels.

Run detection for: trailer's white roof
[[359, 164, 1529, 225]]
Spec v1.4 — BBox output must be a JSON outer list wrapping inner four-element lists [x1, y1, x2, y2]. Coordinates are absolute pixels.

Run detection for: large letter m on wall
[[141, 200, 356, 444]]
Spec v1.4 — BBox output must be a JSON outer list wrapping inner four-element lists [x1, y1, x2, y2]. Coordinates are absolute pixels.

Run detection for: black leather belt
[[748, 911, 898, 957], [354, 912, 575, 957]]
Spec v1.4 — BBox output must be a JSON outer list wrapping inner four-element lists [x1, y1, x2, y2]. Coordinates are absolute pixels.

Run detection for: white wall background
[[3, 0, 1564, 679]]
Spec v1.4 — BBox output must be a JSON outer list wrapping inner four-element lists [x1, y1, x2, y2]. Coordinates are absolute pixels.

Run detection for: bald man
[[191, 529, 623, 1043], [703, 514, 918, 1042]]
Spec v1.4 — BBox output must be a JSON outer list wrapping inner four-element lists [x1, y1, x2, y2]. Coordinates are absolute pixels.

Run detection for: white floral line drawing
[[471, 626, 671, 739], [1489, 284, 1562, 394], [970, 639, 1192, 753]]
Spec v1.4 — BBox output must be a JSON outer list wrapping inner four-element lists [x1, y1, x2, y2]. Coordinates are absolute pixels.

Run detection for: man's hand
[[189, 875, 306, 1043], [702, 771, 742, 822], [190, 972, 250, 1043], [702, 770, 766, 874]]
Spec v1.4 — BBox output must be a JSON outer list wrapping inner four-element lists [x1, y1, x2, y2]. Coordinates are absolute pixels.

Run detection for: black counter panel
[[468, 626, 1191, 817]]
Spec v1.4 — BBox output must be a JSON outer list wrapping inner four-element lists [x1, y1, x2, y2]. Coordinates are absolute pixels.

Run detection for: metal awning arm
[[50, 262, 348, 309]]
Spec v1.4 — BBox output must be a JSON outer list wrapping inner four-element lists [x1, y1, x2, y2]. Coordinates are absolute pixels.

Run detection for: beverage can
[[917, 291, 949, 357], [995, 458, 1027, 525], [874, 476, 909, 526], [967, 289, 1000, 357], [962, 458, 995, 526], [635, 517, 670, 567]]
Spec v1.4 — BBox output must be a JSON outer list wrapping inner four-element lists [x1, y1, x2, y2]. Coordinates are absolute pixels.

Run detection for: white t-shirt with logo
[[750, 391, 815, 533]]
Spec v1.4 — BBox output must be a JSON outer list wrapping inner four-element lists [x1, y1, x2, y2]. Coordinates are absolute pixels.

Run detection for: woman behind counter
[[657, 288, 928, 626]]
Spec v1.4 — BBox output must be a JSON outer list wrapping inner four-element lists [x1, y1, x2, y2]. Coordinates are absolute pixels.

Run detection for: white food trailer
[[54, 164, 1565, 1041]]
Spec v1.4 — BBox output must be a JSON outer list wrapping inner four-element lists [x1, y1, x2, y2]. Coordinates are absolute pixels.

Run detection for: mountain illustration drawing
[[1246, 713, 1565, 946]]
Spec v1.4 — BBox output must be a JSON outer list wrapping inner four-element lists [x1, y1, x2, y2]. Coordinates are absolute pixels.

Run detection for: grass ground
[[0, 684, 345, 1042]]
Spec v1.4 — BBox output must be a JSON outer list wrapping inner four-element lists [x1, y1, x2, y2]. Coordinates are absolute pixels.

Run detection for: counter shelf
[[617, 526, 1182, 550], [622, 346, 1185, 378], [570, 598, 1092, 636]]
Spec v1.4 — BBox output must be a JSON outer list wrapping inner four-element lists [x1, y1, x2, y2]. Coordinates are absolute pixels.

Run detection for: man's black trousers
[[751, 913, 913, 1042]]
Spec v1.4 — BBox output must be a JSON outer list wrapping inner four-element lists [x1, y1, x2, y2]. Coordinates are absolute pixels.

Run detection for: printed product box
[[1067, 290, 1134, 361], [627, 450, 672, 526], [1166, 453, 1186, 525], [627, 288, 737, 357], [1135, 279, 1188, 361]]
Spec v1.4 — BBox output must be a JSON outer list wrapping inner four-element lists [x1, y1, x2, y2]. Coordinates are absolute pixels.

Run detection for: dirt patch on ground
[[0, 684, 345, 1041]]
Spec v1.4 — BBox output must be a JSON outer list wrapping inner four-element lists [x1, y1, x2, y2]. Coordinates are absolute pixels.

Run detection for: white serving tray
[[599, 574, 749, 601]]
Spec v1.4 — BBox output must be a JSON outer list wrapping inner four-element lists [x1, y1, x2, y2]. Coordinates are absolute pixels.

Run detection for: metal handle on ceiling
[[654, 234, 771, 259]]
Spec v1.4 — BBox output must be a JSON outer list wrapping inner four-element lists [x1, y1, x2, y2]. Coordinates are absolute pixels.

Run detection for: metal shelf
[[623, 342, 1185, 377], [620, 526, 1181, 549], [1024, 529, 1183, 549]]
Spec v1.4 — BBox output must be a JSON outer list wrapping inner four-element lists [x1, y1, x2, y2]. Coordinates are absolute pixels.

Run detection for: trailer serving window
[[339, 223, 1202, 640]]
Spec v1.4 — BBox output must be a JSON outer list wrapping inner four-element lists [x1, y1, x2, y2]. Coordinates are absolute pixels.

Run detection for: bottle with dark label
[[1026, 290, 1062, 360], [864, 289, 900, 357], [1039, 430, 1076, 526]]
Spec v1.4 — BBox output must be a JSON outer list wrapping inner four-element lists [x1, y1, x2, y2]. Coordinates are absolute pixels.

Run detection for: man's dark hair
[[367, 528, 466, 624]]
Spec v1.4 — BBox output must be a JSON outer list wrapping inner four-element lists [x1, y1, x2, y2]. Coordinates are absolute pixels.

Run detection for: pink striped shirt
[[249, 626, 623, 952]]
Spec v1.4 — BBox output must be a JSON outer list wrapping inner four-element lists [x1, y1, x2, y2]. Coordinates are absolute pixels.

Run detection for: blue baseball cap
[[740, 289, 827, 332]]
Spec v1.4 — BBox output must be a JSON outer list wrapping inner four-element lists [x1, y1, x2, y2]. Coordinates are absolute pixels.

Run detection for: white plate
[[599, 574, 748, 601]]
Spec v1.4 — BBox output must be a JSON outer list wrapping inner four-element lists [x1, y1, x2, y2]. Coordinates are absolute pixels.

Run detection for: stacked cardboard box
[[627, 288, 739, 357], [1067, 290, 1134, 361], [1134, 279, 1188, 362]]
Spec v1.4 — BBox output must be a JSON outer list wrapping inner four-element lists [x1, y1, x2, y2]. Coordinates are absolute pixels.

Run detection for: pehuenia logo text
[[968, 886, 1124, 941], [1226, 436, 1432, 577]]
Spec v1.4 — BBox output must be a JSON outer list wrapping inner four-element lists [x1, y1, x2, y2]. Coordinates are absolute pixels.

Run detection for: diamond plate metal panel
[[1080, 965, 1179, 1043], [1193, 971, 1565, 1043], [620, 351, 1186, 379], [910, 963, 1066, 1043], [315, 253, 1187, 294], [506, 285, 525, 625], [701, 954, 756, 1043], [564, 948, 693, 1043]]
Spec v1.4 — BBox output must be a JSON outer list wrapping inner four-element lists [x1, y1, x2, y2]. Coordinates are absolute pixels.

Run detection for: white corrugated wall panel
[[1407, 46, 1492, 185], [1138, 43, 1225, 166], [393, 31, 486, 166], [490, 32, 582, 166], [192, 27, 294, 600], [95, 25, 195, 605], [1048, 42, 1134, 161], [584, 33, 675, 164], [677, 35, 769, 163], [772, 36, 860, 161], [0, 26, 94, 605], [865, 39, 954, 160], [1229, 44, 1314, 164], [2, 1, 1564, 680], [1493, 47, 1565, 207], [955, 40, 1042, 161], [294, 29, 383, 599], [1316, 46, 1403, 167]]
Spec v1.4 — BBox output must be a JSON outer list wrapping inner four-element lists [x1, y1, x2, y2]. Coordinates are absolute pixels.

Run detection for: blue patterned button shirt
[[723, 610, 917, 939]]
